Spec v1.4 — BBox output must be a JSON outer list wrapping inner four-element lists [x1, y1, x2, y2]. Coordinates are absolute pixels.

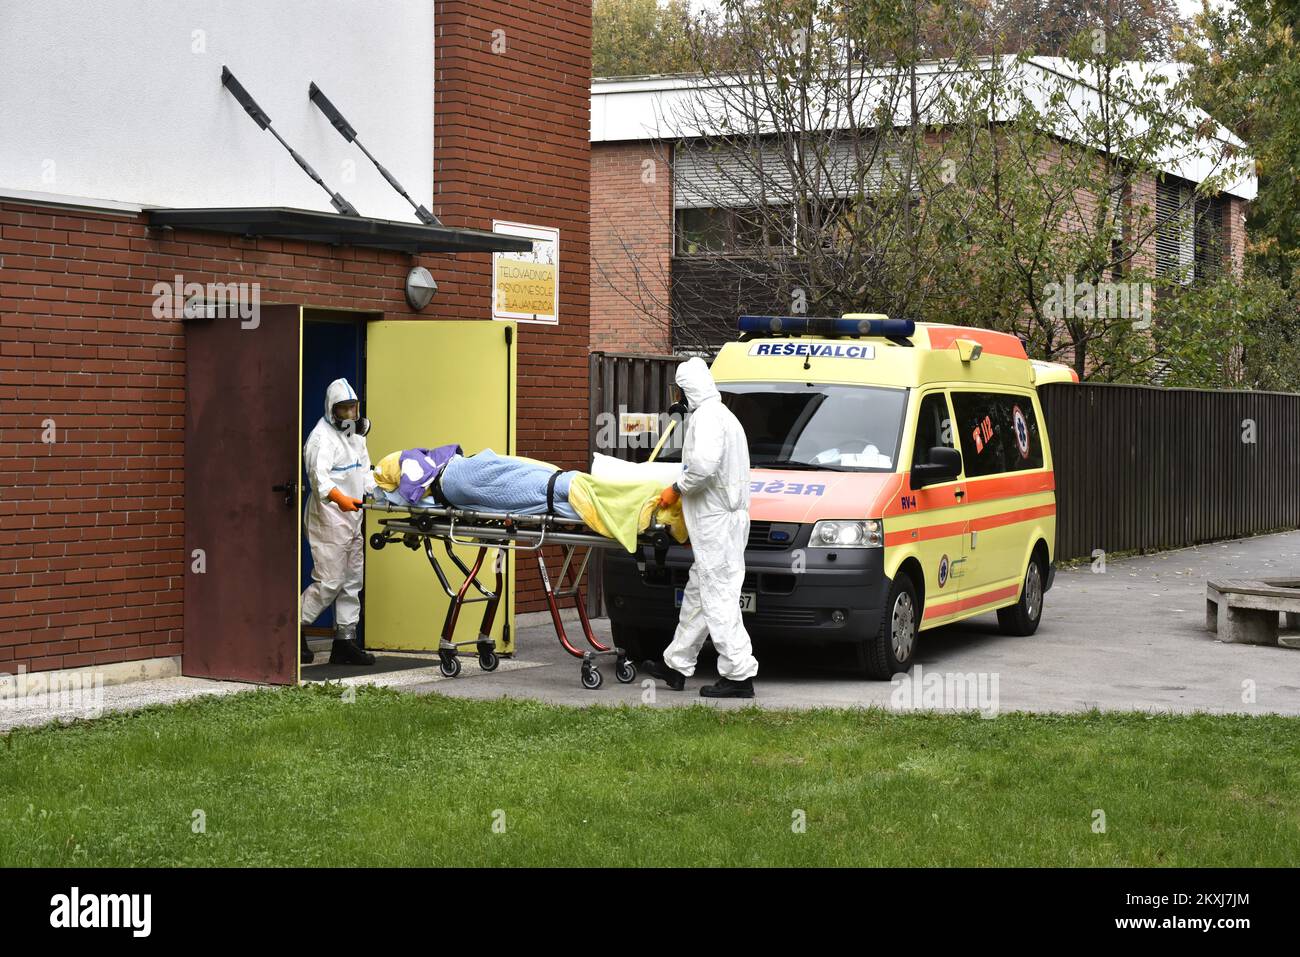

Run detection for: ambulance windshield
[[719, 381, 907, 472]]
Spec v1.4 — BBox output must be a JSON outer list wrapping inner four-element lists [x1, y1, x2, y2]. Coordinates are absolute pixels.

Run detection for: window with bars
[[1194, 195, 1226, 280], [1155, 176, 1225, 285], [671, 138, 908, 257], [1108, 176, 1127, 281], [674, 206, 793, 255]]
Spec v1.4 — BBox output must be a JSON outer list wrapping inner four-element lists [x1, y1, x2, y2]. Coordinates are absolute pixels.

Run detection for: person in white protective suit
[[300, 378, 377, 666], [642, 357, 759, 697]]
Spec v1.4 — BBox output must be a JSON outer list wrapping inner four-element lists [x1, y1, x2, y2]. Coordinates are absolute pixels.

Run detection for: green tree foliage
[[917, 22, 1249, 382], [1182, 0, 1300, 279], [983, 0, 1187, 58], [593, 0, 698, 77], [595, 1, 1299, 390], [1153, 267, 1300, 389]]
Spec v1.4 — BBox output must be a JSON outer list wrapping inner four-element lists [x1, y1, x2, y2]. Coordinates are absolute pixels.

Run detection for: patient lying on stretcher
[[370, 446, 688, 552]]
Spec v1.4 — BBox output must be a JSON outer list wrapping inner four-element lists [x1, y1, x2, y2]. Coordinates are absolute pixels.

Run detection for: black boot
[[300, 629, 314, 665], [700, 676, 754, 698], [329, 638, 375, 666], [640, 659, 687, 691]]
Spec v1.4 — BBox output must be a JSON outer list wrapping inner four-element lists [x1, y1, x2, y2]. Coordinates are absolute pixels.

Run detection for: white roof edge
[[592, 57, 1257, 200], [0, 187, 145, 214]]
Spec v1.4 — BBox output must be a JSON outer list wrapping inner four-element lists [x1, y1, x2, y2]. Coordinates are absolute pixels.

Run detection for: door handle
[[271, 480, 297, 508], [954, 488, 966, 500]]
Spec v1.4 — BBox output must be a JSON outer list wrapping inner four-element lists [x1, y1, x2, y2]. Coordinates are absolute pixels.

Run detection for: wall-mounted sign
[[492, 221, 558, 324], [619, 412, 658, 437]]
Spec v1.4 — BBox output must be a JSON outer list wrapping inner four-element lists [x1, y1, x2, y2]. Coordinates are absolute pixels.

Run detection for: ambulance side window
[[951, 391, 1044, 476], [911, 392, 954, 468]]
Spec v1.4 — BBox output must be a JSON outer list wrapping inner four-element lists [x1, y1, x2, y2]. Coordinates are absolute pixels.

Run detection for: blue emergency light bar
[[737, 315, 916, 338]]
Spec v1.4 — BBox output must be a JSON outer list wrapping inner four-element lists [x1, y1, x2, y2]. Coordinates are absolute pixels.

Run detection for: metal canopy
[[145, 206, 533, 255]]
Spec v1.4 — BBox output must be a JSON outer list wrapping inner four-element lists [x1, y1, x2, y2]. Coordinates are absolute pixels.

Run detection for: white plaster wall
[[0, 0, 434, 218]]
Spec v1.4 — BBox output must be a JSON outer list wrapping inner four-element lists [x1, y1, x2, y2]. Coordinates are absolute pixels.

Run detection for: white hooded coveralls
[[663, 357, 759, 680], [300, 378, 376, 634]]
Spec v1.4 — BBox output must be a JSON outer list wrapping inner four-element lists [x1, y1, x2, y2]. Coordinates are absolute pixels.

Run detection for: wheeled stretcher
[[365, 497, 676, 688]]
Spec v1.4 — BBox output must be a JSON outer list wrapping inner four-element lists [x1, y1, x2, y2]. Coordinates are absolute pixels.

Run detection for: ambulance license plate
[[675, 588, 756, 613]]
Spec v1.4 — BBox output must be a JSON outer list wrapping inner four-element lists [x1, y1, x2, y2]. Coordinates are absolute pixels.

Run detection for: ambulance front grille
[[748, 521, 799, 550], [751, 606, 820, 626]]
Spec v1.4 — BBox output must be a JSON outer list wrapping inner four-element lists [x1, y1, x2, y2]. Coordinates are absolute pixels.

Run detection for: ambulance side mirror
[[911, 446, 962, 488]]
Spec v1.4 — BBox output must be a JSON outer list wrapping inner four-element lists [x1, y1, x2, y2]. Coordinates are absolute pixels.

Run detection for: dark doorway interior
[[300, 312, 367, 642]]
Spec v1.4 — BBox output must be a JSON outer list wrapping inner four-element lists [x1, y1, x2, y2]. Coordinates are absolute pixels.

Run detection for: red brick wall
[[433, 0, 592, 613], [590, 142, 673, 353], [0, 0, 592, 675], [1224, 196, 1247, 276]]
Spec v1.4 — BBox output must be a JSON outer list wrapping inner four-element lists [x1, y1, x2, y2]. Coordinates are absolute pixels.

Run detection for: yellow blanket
[[568, 473, 688, 552], [371, 450, 687, 551]]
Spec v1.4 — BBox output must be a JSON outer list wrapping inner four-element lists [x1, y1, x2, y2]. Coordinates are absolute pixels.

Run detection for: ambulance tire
[[859, 574, 919, 680], [998, 555, 1045, 636]]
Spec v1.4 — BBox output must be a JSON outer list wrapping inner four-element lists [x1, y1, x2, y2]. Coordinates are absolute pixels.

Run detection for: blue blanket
[[437, 449, 580, 520]]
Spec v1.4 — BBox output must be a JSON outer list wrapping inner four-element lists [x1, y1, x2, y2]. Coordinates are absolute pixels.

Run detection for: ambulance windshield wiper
[[754, 460, 849, 471]]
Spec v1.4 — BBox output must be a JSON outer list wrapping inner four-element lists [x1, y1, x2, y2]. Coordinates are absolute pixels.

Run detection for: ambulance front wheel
[[997, 555, 1045, 637], [858, 574, 919, 680]]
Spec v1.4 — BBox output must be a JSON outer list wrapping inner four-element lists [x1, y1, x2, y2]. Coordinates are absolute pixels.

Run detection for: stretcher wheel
[[581, 666, 603, 690], [615, 659, 637, 684], [478, 651, 499, 672], [369, 533, 386, 550], [439, 653, 461, 678]]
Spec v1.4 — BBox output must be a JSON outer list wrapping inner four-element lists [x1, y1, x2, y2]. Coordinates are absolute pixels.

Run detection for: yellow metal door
[[363, 320, 517, 652]]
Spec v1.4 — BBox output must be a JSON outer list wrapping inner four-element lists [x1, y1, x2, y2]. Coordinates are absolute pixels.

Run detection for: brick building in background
[[590, 142, 673, 354], [589, 60, 1254, 359], [0, 0, 591, 682]]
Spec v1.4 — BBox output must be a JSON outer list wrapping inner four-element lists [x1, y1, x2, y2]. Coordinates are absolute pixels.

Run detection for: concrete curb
[[0, 656, 181, 695]]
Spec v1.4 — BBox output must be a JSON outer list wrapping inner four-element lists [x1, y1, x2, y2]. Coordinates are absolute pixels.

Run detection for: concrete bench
[[1206, 578, 1300, 646]]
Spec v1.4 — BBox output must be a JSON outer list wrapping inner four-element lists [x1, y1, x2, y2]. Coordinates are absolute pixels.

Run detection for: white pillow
[[590, 452, 683, 484]]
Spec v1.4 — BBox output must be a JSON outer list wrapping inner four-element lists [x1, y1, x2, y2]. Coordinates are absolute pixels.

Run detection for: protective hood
[[325, 378, 358, 419], [325, 378, 368, 435], [675, 356, 720, 408]]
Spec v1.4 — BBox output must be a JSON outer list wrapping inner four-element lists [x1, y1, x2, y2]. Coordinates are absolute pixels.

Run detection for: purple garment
[[397, 444, 462, 503]]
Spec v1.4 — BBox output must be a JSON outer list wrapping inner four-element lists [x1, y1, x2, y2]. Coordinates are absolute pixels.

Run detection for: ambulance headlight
[[810, 519, 882, 548]]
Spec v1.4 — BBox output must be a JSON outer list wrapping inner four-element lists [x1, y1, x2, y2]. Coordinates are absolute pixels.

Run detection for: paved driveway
[[416, 530, 1300, 714], [6, 532, 1298, 731]]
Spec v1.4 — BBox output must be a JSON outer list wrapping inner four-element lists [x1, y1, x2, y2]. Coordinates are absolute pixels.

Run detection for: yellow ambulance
[[603, 314, 1076, 679]]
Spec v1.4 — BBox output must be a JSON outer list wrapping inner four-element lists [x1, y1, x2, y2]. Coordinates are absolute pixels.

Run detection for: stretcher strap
[[546, 470, 560, 517]]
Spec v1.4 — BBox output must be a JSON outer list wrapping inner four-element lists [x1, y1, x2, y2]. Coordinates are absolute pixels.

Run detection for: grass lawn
[[1, 685, 1297, 866]]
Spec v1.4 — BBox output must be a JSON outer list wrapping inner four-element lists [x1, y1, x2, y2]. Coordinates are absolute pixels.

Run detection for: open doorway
[[298, 311, 519, 683], [183, 306, 517, 686], [299, 310, 369, 671]]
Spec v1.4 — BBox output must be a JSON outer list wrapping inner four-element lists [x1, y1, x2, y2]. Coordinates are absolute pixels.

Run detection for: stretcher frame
[[365, 497, 674, 689]]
